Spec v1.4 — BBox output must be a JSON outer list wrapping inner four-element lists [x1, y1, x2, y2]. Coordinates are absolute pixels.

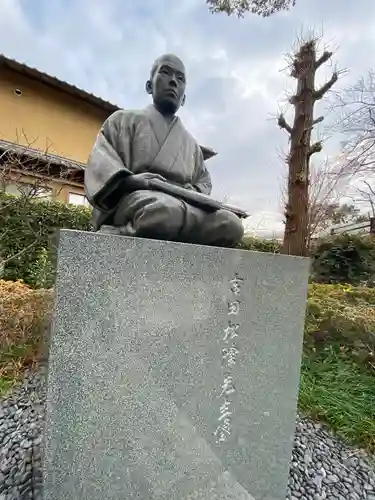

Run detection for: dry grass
[[305, 283, 375, 371], [0, 279, 52, 394]]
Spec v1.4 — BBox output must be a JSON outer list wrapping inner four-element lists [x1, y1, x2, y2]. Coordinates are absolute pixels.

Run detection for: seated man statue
[[84, 54, 244, 247]]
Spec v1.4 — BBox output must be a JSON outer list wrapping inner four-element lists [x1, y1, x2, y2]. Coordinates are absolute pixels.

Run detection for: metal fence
[[328, 217, 375, 236]]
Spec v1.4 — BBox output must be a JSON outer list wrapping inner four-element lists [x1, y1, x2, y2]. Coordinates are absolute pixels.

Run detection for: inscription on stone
[[214, 274, 244, 444]]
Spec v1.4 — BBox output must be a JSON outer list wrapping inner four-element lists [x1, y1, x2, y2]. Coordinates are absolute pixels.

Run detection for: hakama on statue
[[84, 105, 244, 246]]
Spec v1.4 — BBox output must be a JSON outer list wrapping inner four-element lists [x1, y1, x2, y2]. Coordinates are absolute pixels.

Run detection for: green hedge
[[311, 234, 375, 285], [1, 192, 375, 287], [0, 193, 92, 287], [238, 236, 281, 253], [240, 234, 375, 285]]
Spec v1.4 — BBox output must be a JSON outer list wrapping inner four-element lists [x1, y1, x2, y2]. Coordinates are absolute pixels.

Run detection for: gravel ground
[[0, 370, 374, 500], [0, 370, 46, 500], [288, 419, 375, 500]]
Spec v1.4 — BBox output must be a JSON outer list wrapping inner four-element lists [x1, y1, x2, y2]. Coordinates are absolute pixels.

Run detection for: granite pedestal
[[43, 230, 309, 500]]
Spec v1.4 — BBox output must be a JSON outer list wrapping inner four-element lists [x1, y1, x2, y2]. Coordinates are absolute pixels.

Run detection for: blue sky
[[2, 0, 375, 236]]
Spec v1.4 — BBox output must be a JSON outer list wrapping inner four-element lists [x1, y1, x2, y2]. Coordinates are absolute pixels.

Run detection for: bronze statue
[[85, 54, 246, 246]]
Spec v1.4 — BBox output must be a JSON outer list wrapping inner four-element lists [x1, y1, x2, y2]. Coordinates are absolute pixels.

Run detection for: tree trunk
[[279, 39, 338, 256], [282, 42, 315, 256]]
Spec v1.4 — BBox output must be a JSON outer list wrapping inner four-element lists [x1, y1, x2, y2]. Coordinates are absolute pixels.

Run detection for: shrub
[[0, 279, 52, 393], [305, 283, 375, 370], [0, 193, 92, 286], [311, 234, 375, 285], [0, 279, 52, 347], [239, 236, 281, 253], [26, 247, 55, 289]]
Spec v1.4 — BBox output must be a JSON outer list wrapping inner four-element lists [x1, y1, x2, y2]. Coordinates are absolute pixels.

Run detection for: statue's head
[[146, 54, 186, 115]]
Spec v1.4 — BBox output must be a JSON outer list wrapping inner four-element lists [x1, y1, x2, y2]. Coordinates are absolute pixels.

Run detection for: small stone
[[4, 477, 13, 487], [33, 435, 43, 446], [0, 463, 10, 475], [21, 439, 32, 449], [312, 475, 323, 489], [326, 474, 339, 483], [349, 493, 360, 500], [21, 471, 32, 484]]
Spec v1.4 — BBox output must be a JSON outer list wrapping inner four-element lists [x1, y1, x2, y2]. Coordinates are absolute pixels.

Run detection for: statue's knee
[[140, 195, 184, 232], [216, 210, 244, 243]]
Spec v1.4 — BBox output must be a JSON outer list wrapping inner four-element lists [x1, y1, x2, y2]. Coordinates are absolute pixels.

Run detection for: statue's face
[[150, 55, 186, 114]]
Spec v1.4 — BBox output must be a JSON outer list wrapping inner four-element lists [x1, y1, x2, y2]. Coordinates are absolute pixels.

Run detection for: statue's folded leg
[[99, 190, 243, 246], [181, 205, 244, 247], [109, 190, 186, 240]]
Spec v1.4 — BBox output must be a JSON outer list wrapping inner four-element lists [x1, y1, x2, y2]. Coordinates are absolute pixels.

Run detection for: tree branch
[[313, 116, 324, 126], [368, 107, 375, 128], [1, 237, 39, 266], [309, 142, 323, 157], [315, 51, 333, 69], [206, 0, 297, 18], [314, 72, 339, 100], [277, 114, 293, 134], [363, 180, 375, 196], [0, 228, 10, 244], [305, 116, 324, 132]]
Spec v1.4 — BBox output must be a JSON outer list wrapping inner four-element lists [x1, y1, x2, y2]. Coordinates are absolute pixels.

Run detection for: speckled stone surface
[[43, 230, 310, 500]]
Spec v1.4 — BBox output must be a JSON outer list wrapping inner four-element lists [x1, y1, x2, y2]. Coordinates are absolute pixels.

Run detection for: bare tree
[[333, 71, 375, 178], [280, 158, 350, 246], [355, 180, 375, 217], [206, 0, 296, 17], [307, 160, 351, 241], [277, 37, 340, 256]]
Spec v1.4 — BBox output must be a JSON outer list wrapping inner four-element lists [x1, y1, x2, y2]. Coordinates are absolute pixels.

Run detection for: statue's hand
[[134, 172, 167, 182], [183, 183, 196, 191], [127, 172, 167, 190]]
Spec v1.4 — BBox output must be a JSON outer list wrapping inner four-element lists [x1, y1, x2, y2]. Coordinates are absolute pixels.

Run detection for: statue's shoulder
[[178, 118, 200, 149], [104, 109, 149, 136], [107, 108, 144, 123]]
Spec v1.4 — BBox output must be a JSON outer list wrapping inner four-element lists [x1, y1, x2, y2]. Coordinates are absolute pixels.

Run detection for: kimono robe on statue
[[84, 104, 244, 246]]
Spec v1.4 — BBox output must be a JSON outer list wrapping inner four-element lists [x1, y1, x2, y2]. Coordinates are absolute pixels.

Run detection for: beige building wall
[[0, 67, 108, 205], [3, 171, 87, 205], [0, 68, 108, 164]]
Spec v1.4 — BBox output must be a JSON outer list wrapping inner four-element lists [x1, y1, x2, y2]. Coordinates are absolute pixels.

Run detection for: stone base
[[43, 230, 309, 500]]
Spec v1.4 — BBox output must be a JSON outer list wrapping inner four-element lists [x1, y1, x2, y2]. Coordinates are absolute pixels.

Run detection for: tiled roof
[[0, 54, 119, 114], [0, 139, 85, 177]]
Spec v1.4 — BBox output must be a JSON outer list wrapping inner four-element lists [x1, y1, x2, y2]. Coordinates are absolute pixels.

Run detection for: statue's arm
[[85, 110, 132, 212], [192, 146, 212, 195]]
